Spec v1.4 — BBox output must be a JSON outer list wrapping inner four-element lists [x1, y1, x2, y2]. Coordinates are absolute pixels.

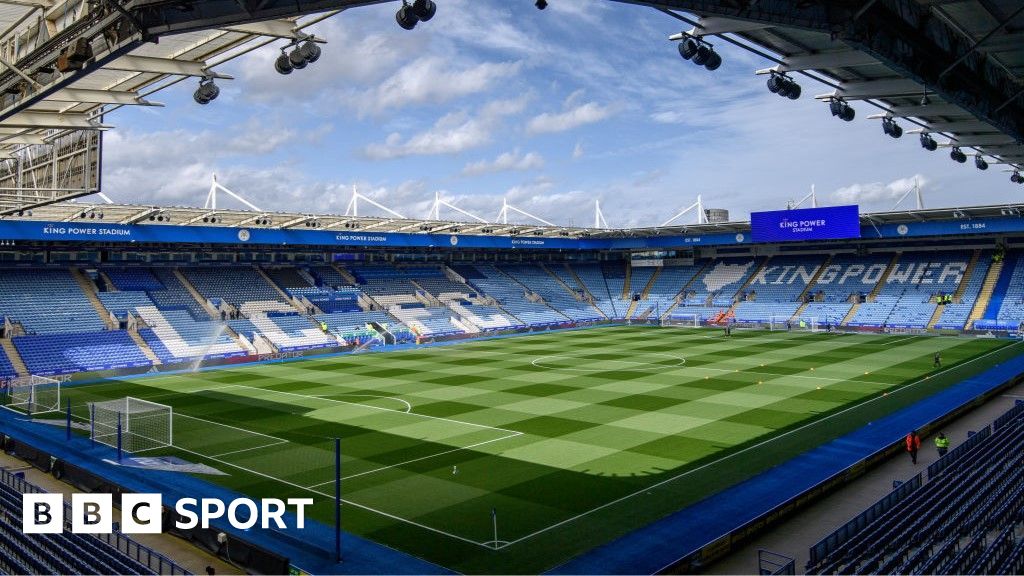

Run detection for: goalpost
[[796, 317, 820, 332], [5, 375, 61, 415], [90, 397, 173, 454], [769, 316, 795, 331], [662, 313, 700, 328]]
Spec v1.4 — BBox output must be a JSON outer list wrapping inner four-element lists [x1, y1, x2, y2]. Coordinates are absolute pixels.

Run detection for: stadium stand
[[805, 402, 1024, 575], [993, 253, 1024, 330], [936, 253, 991, 330], [0, 345, 19, 378], [636, 263, 704, 319], [0, 469, 174, 575], [0, 269, 106, 334], [571, 263, 623, 319], [183, 266, 288, 309], [308, 264, 354, 289], [13, 330, 151, 376], [146, 268, 213, 321], [499, 264, 602, 322], [734, 255, 826, 323], [669, 258, 761, 322], [136, 307, 245, 362], [97, 291, 158, 320], [451, 264, 562, 327]]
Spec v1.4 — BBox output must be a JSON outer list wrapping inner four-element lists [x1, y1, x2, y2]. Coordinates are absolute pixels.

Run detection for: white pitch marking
[[210, 440, 289, 458], [499, 341, 1021, 551]]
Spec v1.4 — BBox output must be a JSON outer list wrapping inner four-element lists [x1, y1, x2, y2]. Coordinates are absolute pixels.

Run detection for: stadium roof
[[6, 200, 1022, 241]]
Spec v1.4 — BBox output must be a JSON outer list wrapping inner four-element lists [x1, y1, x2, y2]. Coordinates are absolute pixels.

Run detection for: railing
[[807, 472, 922, 566], [0, 468, 190, 575], [928, 425, 991, 480], [758, 549, 796, 575]]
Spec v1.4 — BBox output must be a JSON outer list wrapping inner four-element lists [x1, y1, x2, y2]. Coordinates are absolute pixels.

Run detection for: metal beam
[[686, 16, 769, 36], [0, 111, 102, 129], [815, 78, 926, 100], [104, 54, 233, 79], [770, 50, 880, 72], [223, 19, 297, 38], [887, 103, 970, 118], [47, 87, 154, 106]]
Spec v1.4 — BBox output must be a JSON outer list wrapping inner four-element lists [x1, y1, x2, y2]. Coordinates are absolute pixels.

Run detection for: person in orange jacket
[[906, 430, 922, 464]]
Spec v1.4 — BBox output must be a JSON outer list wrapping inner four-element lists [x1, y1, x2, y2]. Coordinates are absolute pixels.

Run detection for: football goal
[[769, 316, 795, 331], [662, 313, 700, 328], [795, 317, 820, 332], [5, 375, 61, 415], [90, 397, 173, 454]]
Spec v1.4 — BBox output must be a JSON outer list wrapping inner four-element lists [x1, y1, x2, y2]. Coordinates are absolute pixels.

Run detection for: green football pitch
[[58, 326, 1018, 573]]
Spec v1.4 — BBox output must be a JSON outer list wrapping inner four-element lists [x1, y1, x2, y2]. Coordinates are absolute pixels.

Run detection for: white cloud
[[572, 141, 584, 159], [362, 96, 529, 159], [832, 175, 927, 207], [462, 149, 544, 176], [526, 95, 614, 135], [353, 58, 522, 116]]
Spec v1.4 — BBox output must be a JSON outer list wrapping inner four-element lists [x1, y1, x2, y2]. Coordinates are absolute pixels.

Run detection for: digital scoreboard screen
[[750, 205, 861, 243]]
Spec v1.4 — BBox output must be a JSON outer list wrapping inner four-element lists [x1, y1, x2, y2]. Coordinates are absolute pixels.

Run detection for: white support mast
[[594, 200, 609, 229], [203, 174, 262, 212], [661, 195, 707, 227], [428, 192, 487, 222], [344, 186, 406, 219], [787, 185, 818, 209], [892, 178, 925, 211], [495, 198, 555, 226]]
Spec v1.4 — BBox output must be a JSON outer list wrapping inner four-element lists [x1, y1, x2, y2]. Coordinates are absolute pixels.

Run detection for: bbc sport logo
[[23, 494, 313, 534]]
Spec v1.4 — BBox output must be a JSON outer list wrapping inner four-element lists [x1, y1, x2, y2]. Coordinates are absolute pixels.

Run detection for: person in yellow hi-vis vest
[[935, 432, 950, 457]]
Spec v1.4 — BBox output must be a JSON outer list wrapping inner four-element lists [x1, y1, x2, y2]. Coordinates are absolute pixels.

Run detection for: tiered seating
[[499, 264, 602, 322], [806, 254, 892, 303], [263, 266, 313, 290], [571, 263, 622, 319], [936, 255, 991, 329], [850, 252, 970, 328], [148, 268, 211, 320], [104, 267, 165, 291], [796, 302, 852, 326], [14, 331, 150, 375], [250, 313, 337, 351], [309, 265, 353, 289], [184, 266, 286, 307], [635, 264, 703, 318], [0, 471, 161, 575], [994, 255, 1024, 328], [0, 346, 15, 378], [415, 277, 472, 299], [672, 258, 760, 320], [806, 404, 1024, 575], [316, 310, 403, 342], [448, 301, 525, 331], [0, 269, 106, 334], [136, 307, 244, 362], [453, 265, 567, 327], [734, 255, 825, 323], [97, 291, 157, 319], [390, 305, 465, 336], [288, 287, 363, 313]]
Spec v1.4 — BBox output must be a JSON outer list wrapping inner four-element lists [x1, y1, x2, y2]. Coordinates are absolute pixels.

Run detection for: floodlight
[[193, 78, 219, 105], [299, 40, 321, 63], [974, 155, 988, 170], [703, 50, 721, 71], [950, 147, 967, 163], [289, 48, 307, 69], [1011, 172, 1023, 184], [535, 0, 547, 8], [919, 133, 938, 151], [678, 37, 699, 60], [396, 2, 419, 29], [412, 0, 436, 21], [828, 98, 854, 121], [274, 53, 293, 75], [882, 117, 902, 138]]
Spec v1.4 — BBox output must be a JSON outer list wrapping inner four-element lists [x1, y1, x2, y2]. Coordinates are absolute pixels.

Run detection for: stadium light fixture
[[767, 72, 800, 100], [881, 117, 902, 138], [974, 155, 989, 170], [828, 98, 855, 122], [919, 133, 938, 151], [535, 0, 547, 8], [193, 77, 219, 105], [397, 0, 435, 30], [1011, 171, 1023, 184], [950, 147, 967, 163], [675, 34, 721, 71]]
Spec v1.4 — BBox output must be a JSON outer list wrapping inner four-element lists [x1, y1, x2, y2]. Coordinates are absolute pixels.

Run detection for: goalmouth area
[[37, 326, 1024, 573]]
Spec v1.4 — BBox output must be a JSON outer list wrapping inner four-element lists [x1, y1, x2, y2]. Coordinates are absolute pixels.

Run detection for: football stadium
[[0, 0, 1023, 575]]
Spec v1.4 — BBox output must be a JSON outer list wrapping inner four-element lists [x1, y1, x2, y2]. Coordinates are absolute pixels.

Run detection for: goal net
[[662, 313, 700, 328], [769, 316, 795, 331], [90, 397, 172, 453], [5, 375, 61, 415]]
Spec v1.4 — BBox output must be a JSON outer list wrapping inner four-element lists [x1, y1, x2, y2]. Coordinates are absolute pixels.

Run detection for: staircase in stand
[[926, 305, 946, 330], [796, 255, 832, 302], [0, 339, 28, 376], [128, 331, 162, 365], [841, 301, 861, 326], [966, 258, 1005, 329], [621, 262, 632, 299], [172, 269, 219, 318], [953, 250, 981, 301], [868, 253, 901, 300], [256, 266, 309, 314], [70, 268, 117, 329], [660, 261, 710, 320]]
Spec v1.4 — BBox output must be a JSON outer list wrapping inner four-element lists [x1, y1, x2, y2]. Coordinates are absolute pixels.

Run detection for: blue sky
[[100, 0, 1022, 228]]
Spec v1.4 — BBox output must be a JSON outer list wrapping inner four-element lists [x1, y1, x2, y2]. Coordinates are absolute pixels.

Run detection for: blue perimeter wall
[[0, 411, 448, 575], [551, 347, 1024, 574]]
